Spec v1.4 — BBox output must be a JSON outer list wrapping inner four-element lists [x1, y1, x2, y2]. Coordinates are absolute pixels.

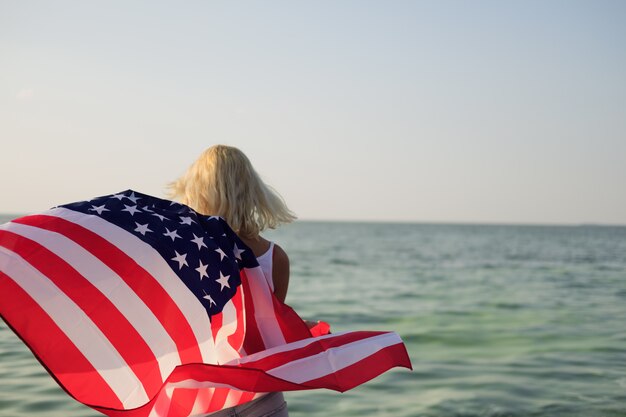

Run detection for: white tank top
[[255, 241, 275, 291]]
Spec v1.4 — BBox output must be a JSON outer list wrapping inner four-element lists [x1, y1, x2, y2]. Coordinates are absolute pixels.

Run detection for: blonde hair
[[168, 145, 296, 239]]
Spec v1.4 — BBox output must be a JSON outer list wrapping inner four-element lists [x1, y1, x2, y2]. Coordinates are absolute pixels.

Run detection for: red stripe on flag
[[241, 274, 265, 355], [207, 387, 231, 413], [238, 391, 257, 406], [14, 215, 204, 364], [226, 277, 245, 352], [0, 230, 163, 397], [271, 297, 312, 343], [167, 388, 198, 417], [0, 270, 123, 408], [210, 308, 223, 343]]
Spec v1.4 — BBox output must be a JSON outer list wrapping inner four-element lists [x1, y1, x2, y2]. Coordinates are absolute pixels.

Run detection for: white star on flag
[[134, 223, 152, 236], [179, 216, 195, 225], [233, 243, 245, 260], [163, 228, 181, 241], [171, 251, 188, 270], [110, 193, 126, 200], [151, 212, 167, 222], [126, 192, 140, 204], [89, 204, 109, 215], [202, 291, 216, 306], [216, 272, 230, 290], [215, 248, 227, 260], [122, 205, 141, 216], [191, 234, 208, 250], [195, 261, 209, 280]]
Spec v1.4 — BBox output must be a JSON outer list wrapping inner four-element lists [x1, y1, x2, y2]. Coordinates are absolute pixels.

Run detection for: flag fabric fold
[[0, 190, 412, 416]]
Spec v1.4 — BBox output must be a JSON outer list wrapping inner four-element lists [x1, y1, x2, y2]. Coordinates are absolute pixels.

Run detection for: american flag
[[0, 190, 412, 416]]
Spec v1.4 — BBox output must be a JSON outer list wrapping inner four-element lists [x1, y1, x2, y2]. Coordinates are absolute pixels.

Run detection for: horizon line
[[0, 212, 624, 228], [290, 218, 626, 228]]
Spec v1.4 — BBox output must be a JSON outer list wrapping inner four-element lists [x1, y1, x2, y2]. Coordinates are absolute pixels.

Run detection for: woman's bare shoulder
[[272, 243, 289, 263], [271, 243, 290, 302]]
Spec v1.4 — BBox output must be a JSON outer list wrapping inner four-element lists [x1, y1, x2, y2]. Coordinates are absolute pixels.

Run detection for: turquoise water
[[1, 216, 625, 416]]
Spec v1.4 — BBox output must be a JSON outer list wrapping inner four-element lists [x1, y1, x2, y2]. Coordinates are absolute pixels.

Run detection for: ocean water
[[1, 215, 625, 417]]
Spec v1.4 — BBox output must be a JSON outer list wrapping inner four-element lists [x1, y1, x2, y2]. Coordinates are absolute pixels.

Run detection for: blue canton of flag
[[61, 190, 258, 317]]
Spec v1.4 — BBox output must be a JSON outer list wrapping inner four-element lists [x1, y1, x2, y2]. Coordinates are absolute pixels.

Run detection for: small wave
[[329, 258, 359, 266]]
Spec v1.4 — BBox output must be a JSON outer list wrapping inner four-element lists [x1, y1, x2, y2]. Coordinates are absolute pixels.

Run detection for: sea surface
[[1, 215, 625, 417]]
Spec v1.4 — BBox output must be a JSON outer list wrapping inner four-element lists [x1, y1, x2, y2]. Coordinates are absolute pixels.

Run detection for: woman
[[168, 144, 296, 417]]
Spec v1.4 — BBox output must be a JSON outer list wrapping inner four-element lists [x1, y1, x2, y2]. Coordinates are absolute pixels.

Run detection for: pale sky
[[1, 1, 625, 224]]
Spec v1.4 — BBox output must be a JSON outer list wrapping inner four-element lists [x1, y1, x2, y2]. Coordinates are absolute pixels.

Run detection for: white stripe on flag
[[213, 298, 242, 364], [1, 221, 181, 380], [0, 246, 149, 407], [188, 387, 216, 416], [245, 266, 286, 347], [49, 208, 217, 364], [222, 389, 245, 410], [266, 332, 403, 384]]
